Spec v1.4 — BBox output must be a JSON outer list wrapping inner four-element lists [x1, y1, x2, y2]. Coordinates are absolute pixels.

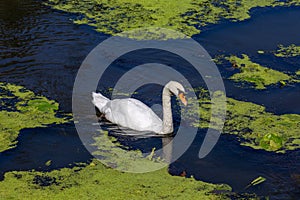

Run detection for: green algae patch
[[92, 130, 167, 172], [275, 44, 300, 57], [0, 82, 69, 152], [0, 162, 231, 199], [296, 70, 300, 75], [184, 90, 300, 152], [182, 0, 300, 29], [46, 0, 300, 39], [46, 0, 198, 39], [227, 54, 291, 89], [226, 100, 300, 152]]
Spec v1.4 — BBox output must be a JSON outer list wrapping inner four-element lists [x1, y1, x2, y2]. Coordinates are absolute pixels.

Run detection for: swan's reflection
[[162, 137, 173, 163], [96, 118, 174, 163]]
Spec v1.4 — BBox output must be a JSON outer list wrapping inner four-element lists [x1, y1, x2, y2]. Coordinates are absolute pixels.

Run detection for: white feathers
[[92, 81, 186, 134]]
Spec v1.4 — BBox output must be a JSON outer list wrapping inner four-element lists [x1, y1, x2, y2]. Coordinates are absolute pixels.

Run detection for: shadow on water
[[1, 0, 300, 199]]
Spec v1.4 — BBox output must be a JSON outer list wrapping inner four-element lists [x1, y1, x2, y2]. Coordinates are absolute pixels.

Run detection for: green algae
[[227, 54, 291, 89], [92, 130, 166, 172], [296, 70, 300, 75], [0, 157, 231, 199], [0, 82, 69, 152], [184, 90, 300, 152], [275, 44, 300, 57], [246, 176, 266, 189], [183, 0, 300, 29], [46, 0, 197, 39], [0, 164, 232, 199], [46, 0, 300, 39]]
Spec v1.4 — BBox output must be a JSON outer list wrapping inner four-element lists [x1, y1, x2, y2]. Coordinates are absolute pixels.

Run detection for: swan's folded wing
[[92, 92, 110, 112], [104, 98, 162, 133]]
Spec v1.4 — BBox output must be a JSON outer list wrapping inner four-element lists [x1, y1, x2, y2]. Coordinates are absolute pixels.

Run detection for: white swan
[[92, 81, 187, 134]]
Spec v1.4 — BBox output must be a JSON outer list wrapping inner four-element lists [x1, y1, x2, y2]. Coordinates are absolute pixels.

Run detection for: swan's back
[[102, 98, 162, 133]]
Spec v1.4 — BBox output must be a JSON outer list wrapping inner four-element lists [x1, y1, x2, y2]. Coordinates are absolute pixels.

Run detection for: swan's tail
[[92, 92, 110, 112]]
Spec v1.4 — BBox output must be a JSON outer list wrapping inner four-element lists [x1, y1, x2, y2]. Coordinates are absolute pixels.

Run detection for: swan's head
[[165, 81, 188, 106]]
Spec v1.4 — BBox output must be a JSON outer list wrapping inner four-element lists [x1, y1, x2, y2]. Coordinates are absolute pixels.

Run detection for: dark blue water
[[197, 6, 300, 115], [199, 6, 300, 55], [0, 0, 107, 112], [1, 1, 300, 199], [0, 123, 92, 179]]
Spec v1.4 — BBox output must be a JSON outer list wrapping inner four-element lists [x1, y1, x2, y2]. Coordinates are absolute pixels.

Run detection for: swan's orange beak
[[179, 93, 188, 106]]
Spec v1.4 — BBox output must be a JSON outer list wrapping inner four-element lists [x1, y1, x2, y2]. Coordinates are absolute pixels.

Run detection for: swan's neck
[[162, 86, 173, 134]]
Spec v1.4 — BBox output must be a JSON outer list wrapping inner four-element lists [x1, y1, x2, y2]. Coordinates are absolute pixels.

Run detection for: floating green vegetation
[[184, 90, 300, 152], [296, 70, 300, 75], [0, 82, 69, 152], [0, 155, 231, 199], [245, 176, 266, 189], [257, 50, 265, 54], [46, 0, 300, 39], [275, 44, 300, 57], [92, 130, 166, 172], [227, 54, 291, 89]]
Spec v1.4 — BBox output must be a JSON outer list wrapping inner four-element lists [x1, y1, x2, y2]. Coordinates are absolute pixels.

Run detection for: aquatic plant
[[0, 82, 69, 152], [245, 176, 266, 189], [227, 54, 291, 89], [296, 70, 300, 75], [257, 50, 265, 54], [46, 0, 300, 39], [275, 44, 300, 57], [184, 90, 300, 152]]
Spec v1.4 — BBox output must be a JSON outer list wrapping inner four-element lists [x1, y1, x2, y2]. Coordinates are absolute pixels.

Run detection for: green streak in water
[[0, 82, 70, 152]]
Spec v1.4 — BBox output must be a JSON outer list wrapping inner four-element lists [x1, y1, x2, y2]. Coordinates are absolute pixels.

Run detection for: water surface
[[1, 1, 300, 199]]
